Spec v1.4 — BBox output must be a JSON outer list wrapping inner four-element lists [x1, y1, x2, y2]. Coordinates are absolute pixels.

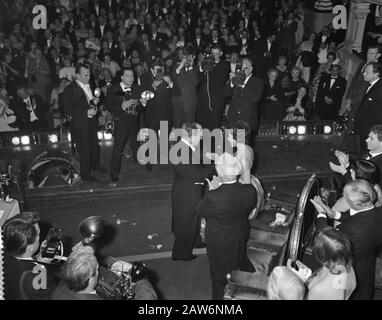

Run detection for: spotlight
[[21, 136, 30, 145], [67, 133, 71, 142], [323, 125, 332, 134], [288, 126, 297, 135], [12, 136, 21, 146], [49, 134, 58, 143], [97, 131, 103, 140], [297, 125, 306, 135], [103, 132, 113, 140]]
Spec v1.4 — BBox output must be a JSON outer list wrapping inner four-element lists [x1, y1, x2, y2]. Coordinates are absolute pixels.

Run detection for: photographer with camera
[[2, 211, 58, 300], [224, 56, 264, 144], [51, 244, 157, 300], [172, 46, 199, 128], [106, 68, 144, 183], [196, 45, 230, 130], [140, 59, 177, 134]]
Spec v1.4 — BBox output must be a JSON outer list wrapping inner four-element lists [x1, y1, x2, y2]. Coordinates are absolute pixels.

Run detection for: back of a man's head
[[63, 245, 98, 293], [267, 266, 305, 300], [3, 211, 40, 257], [343, 180, 376, 210]]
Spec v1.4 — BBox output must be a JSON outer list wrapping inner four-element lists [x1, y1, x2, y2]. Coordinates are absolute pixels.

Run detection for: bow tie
[[331, 76, 337, 79], [122, 86, 131, 92]]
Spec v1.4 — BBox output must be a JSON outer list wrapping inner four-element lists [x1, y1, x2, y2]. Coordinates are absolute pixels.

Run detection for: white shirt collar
[[369, 78, 380, 87], [221, 180, 237, 184], [181, 138, 195, 152], [369, 151, 382, 159], [120, 82, 131, 91], [349, 206, 374, 216]]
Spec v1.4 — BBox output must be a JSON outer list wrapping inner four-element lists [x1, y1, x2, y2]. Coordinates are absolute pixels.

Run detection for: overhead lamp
[[103, 132, 113, 140], [97, 131, 103, 140], [323, 125, 332, 134]]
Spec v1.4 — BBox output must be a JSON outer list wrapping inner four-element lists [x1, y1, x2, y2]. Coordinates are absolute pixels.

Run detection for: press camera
[[40, 228, 62, 259], [232, 68, 247, 86], [201, 52, 215, 72]]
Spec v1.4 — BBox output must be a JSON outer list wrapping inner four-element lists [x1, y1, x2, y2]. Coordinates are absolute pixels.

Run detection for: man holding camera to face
[[224, 56, 264, 143], [196, 45, 230, 130], [106, 68, 144, 183]]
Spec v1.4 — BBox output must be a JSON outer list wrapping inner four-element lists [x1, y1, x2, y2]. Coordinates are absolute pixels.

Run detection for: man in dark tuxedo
[[345, 45, 381, 129], [354, 62, 382, 154], [3, 212, 57, 300], [313, 25, 335, 53], [312, 179, 382, 300], [106, 68, 143, 183], [63, 63, 100, 182], [208, 29, 226, 51], [95, 16, 111, 39], [136, 15, 151, 36], [138, 33, 160, 66], [113, 41, 130, 66], [171, 123, 214, 261], [225, 56, 264, 140], [196, 152, 256, 300], [330, 125, 382, 185], [196, 45, 230, 130], [15, 87, 48, 131], [254, 33, 279, 77], [88, 0, 101, 16], [315, 65, 347, 120], [189, 27, 208, 55]]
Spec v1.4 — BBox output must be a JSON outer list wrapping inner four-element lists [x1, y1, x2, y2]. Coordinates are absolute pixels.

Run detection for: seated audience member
[[284, 84, 309, 121], [3, 212, 57, 300], [261, 68, 285, 121], [310, 180, 382, 299], [267, 266, 305, 300], [51, 245, 157, 300], [330, 160, 382, 211], [283, 67, 307, 104], [0, 93, 18, 132], [305, 228, 356, 300], [330, 125, 382, 185]]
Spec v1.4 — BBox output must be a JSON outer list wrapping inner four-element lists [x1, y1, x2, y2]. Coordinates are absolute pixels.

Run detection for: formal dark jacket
[[12, 94, 48, 131], [196, 182, 256, 300], [317, 207, 382, 300], [225, 75, 264, 133], [62, 81, 100, 179], [354, 78, 382, 153], [4, 254, 56, 300], [315, 73, 347, 120], [140, 72, 177, 133], [196, 59, 230, 130], [172, 142, 214, 260]]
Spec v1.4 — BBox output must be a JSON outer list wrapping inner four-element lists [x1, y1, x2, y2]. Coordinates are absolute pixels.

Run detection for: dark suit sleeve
[[252, 78, 264, 104], [337, 221, 362, 255], [196, 191, 222, 219], [63, 84, 87, 119], [174, 163, 214, 181], [105, 85, 122, 114]]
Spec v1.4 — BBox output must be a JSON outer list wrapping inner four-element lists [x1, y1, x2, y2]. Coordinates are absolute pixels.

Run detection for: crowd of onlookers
[[1, 0, 373, 134]]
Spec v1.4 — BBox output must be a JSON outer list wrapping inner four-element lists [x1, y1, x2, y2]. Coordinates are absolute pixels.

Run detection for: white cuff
[[317, 213, 327, 219]]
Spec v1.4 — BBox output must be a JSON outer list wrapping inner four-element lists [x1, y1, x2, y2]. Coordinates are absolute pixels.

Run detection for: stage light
[[97, 131, 103, 140], [288, 126, 297, 135], [297, 125, 306, 135], [12, 136, 21, 146], [21, 136, 30, 145], [323, 125, 332, 134], [103, 132, 113, 140], [48, 134, 58, 143], [67, 132, 71, 142]]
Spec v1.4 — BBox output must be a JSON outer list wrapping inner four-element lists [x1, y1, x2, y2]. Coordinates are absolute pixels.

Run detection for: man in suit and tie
[[95, 16, 111, 39], [196, 45, 230, 130], [255, 33, 279, 77], [171, 122, 214, 262], [14, 87, 48, 131], [354, 62, 382, 154], [330, 125, 382, 185], [311, 179, 382, 299], [315, 64, 347, 120], [63, 63, 100, 182], [225, 56, 264, 142], [345, 45, 381, 129], [196, 152, 256, 300], [106, 68, 143, 183], [190, 27, 207, 55]]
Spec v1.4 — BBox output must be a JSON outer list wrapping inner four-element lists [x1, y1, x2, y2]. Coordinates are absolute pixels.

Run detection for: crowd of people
[[0, 0, 358, 137], [2, 0, 382, 301]]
